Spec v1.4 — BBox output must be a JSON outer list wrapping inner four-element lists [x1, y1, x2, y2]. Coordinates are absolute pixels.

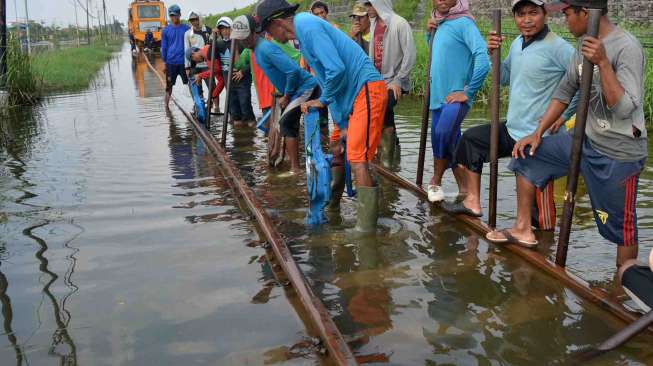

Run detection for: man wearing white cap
[[184, 11, 218, 112]]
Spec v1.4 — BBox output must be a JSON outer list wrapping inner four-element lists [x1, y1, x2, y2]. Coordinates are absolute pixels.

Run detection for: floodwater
[[0, 44, 651, 365]]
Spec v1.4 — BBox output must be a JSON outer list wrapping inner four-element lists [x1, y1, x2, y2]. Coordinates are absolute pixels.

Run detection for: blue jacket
[[429, 17, 489, 110], [254, 38, 317, 98], [294, 13, 382, 129], [161, 23, 189, 65]]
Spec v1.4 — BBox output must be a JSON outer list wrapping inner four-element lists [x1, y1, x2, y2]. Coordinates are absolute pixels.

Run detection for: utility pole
[[1, 0, 7, 88], [101, 0, 107, 40], [96, 8, 101, 41], [85, 0, 90, 45], [73, 0, 80, 46], [23, 0, 30, 54]]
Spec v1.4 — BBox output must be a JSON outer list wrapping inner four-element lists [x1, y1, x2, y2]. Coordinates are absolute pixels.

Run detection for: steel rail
[[371, 162, 652, 334], [144, 55, 358, 365]]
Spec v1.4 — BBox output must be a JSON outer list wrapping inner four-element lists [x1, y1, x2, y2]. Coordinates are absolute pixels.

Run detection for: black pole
[[0, 0, 6, 88], [416, 29, 435, 187], [488, 10, 501, 229], [85, 0, 90, 45], [205, 35, 218, 129], [220, 39, 237, 147], [555, 9, 602, 267], [102, 0, 107, 40]]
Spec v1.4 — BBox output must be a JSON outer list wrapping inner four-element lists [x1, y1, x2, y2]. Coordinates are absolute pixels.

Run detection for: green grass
[[4, 34, 41, 106], [31, 40, 122, 92]]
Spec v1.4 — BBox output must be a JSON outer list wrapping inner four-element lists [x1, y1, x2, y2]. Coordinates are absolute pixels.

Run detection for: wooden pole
[[205, 36, 218, 129], [488, 10, 501, 229], [0, 0, 6, 88], [101, 0, 107, 41], [220, 39, 237, 147], [415, 29, 435, 187], [85, 0, 90, 45], [22, 0, 29, 54], [555, 9, 602, 267]]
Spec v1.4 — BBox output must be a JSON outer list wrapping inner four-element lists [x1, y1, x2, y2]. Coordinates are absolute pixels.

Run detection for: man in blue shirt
[[231, 14, 320, 174], [161, 5, 190, 109], [425, 0, 490, 203], [443, 0, 576, 234], [258, 0, 389, 233]]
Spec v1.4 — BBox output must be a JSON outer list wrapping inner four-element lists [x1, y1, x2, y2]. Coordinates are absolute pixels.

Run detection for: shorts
[[508, 133, 645, 246], [431, 103, 469, 162], [344, 80, 387, 163], [455, 122, 556, 230], [166, 64, 188, 92], [622, 265, 653, 312], [279, 87, 320, 139]]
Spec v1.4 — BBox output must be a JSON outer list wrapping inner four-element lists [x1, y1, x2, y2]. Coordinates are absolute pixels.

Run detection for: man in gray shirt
[[486, 0, 647, 267]]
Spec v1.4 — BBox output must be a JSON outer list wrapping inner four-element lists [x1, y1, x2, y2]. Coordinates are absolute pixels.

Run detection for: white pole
[[22, 0, 29, 54]]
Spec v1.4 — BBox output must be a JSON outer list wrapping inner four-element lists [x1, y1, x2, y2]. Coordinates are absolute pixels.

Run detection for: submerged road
[[1, 44, 652, 365]]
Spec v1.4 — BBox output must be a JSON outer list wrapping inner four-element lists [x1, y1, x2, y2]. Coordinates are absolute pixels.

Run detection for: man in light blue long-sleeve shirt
[[425, 0, 490, 203], [443, 0, 577, 231], [258, 0, 388, 233]]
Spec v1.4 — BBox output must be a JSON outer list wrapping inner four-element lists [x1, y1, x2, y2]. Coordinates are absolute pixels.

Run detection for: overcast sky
[[7, 0, 256, 26]]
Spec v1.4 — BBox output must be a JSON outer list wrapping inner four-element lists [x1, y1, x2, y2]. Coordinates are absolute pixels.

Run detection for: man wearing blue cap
[[161, 4, 190, 109]]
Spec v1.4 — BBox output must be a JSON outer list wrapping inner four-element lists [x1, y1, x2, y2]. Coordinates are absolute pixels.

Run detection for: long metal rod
[[555, 9, 602, 267], [85, 0, 90, 45], [220, 39, 237, 147], [205, 36, 218, 129], [22, 0, 29, 54], [0, 0, 7, 88], [371, 162, 652, 334], [415, 29, 435, 187], [487, 10, 501, 229], [144, 56, 357, 365]]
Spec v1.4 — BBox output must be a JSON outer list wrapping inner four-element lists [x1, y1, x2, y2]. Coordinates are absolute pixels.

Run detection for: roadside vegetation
[[31, 40, 122, 92], [4, 35, 41, 106]]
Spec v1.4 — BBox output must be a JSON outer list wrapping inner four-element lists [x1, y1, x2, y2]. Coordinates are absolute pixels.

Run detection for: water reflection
[[0, 269, 24, 366], [24, 222, 78, 365]]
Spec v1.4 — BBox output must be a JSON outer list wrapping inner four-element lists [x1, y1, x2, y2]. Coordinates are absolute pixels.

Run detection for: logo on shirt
[[596, 209, 609, 224]]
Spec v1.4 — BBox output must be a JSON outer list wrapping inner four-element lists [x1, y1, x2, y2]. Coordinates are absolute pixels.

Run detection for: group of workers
[[158, 0, 651, 315]]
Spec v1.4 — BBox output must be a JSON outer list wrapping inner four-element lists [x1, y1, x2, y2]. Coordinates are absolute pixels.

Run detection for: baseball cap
[[188, 11, 199, 20], [255, 0, 300, 31], [231, 15, 257, 40], [546, 0, 608, 12], [217, 16, 233, 29], [168, 4, 181, 16], [350, 3, 368, 17], [511, 0, 545, 12]]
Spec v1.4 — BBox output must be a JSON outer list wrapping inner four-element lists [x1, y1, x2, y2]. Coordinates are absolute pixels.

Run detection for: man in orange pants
[[258, 0, 388, 232]]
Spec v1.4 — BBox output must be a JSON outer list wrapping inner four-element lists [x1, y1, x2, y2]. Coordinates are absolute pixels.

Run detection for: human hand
[[300, 99, 325, 114], [389, 83, 402, 102], [426, 18, 438, 33], [279, 95, 290, 110], [351, 23, 361, 37], [512, 133, 542, 159], [194, 77, 201, 86], [232, 70, 244, 82], [581, 36, 608, 66], [445, 91, 468, 104], [487, 31, 504, 54]]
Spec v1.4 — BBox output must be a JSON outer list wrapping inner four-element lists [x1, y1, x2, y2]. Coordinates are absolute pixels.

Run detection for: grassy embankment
[[3, 38, 122, 107], [32, 39, 122, 92]]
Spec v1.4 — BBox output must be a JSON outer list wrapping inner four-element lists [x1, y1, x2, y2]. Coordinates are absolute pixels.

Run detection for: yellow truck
[[128, 0, 166, 50]]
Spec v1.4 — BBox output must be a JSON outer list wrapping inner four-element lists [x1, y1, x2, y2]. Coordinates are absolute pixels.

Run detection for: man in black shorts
[[161, 5, 190, 109], [619, 249, 653, 312]]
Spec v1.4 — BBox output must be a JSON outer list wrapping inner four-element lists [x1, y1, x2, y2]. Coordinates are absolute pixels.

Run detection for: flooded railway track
[[144, 55, 358, 365]]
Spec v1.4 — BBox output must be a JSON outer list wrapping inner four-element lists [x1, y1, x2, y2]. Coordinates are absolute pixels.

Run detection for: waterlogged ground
[[1, 45, 652, 365]]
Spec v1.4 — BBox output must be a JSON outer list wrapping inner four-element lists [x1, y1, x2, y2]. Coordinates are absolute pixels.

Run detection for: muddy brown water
[[1, 45, 652, 365]]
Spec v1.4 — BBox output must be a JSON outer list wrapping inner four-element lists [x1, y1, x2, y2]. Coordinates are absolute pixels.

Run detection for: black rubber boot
[[354, 186, 379, 233], [380, 130, 397, 167]]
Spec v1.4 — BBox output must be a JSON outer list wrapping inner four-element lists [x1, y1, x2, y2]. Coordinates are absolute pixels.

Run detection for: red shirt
[[373, 20, 386, 72], [197, 45, 224, 98]]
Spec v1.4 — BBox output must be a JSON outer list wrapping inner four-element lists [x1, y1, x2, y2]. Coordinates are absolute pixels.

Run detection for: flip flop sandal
[[487, 229, 538, 249], [442, 201, 482, 218]]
